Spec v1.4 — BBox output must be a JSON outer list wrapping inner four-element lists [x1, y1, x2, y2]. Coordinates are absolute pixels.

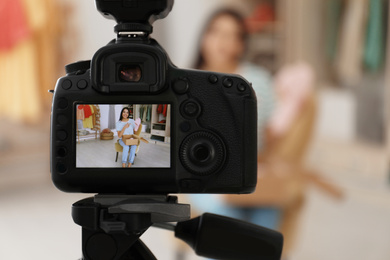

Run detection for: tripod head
[[72, 195, 283, 260], [95, 0, 174, 34]]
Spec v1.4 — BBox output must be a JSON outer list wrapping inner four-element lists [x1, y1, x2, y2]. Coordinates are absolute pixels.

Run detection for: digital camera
[[50, 0, 258, 194]]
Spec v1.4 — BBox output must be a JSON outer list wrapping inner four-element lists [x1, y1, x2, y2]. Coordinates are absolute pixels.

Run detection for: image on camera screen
[[76, 104, 171, 168]]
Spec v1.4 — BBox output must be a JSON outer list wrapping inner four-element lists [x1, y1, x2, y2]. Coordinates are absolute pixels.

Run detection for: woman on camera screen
[[116, 107, 137, 168]]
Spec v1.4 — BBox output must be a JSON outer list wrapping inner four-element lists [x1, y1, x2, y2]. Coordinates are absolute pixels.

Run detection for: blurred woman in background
[[195, 8, 275, 158], [190, 8, 280, 230]]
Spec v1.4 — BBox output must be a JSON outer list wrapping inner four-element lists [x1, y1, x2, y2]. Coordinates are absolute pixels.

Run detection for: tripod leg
[[119, 239, 157, 260]]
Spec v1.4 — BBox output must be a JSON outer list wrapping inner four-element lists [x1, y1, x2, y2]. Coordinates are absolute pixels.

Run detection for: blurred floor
[[290, 137, 390, 260], [0, 117, 51, 192], [1, 96, 390, 259]]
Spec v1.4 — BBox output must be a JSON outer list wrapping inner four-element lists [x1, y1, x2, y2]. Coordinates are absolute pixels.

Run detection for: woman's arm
[[117, 122, 130, 138]]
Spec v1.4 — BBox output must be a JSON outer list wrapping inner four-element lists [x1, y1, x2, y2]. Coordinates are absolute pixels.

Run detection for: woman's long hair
[[193, 8, 249, 70], [119, 107, 130, 121]]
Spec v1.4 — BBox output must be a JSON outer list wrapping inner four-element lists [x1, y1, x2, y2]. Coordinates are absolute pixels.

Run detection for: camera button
[[57, 130, 68, 141], [237, 83, 247, 92], [209, 75, 218, 84], [56, 147, 67, 157], [223, 78, 233, 88], [77, 80, 88, 89], [58, 98, 68, 109], [57, 114, 68, 125], [173, 79, 189, 94], [56, 163, 67, 175], [183, 101, 200, 118], [62, 79, 72, 90]]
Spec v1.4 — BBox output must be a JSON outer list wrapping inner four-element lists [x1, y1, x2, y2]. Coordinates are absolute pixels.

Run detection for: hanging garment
[[163, 104, 168, 117], [83, 105, 92, 118], [0, 39, 42, 124], [364, 0, 386, 71], [0, 0, 31, 50], [77, 119, 83, 130], [325, 0, 344, 61], [77, 106, 85, 120], [146, 105, 152, 122], [157, 104, 163, 114], [157, 104, 168, 117], [245, 2, 276, 33], [0, 0, 41, 123], [23, 0, 63, 106], [336, 0, 369, 85], [0, 0, 62, 124], [139, 105, 145, 122], [83, 105, 94, 129]]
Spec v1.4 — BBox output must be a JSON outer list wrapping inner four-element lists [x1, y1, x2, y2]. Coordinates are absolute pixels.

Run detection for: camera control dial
[[180, 131, 226, 176], [65, 60, 91, 75]]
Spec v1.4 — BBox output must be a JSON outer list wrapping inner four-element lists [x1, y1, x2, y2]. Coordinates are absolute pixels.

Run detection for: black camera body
[[50, 0, 258, 194]]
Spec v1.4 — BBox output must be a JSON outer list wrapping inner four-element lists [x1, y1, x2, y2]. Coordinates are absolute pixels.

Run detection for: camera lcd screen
[[76, 104, 171, 168]]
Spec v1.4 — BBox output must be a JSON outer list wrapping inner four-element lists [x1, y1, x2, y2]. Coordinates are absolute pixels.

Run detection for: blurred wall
[[62, 0, 239, 68], [154, 0, 238, 68], [57, 0, 114, 61]]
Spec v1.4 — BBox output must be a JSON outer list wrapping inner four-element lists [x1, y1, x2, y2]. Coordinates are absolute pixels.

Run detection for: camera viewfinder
[[119, 64, 142, 82]]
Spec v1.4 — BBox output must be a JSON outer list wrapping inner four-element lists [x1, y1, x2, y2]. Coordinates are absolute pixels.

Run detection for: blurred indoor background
[[1, 0, 390, 259]]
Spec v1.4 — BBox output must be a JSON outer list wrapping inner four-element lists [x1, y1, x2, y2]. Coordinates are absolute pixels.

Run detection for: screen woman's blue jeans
[[119, 139, 137, 164]]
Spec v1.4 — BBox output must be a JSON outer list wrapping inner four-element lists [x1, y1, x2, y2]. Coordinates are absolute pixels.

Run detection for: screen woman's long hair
[[119, 107, 130, 121]]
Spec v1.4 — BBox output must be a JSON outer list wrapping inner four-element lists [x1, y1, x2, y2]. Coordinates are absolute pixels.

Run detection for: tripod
[[72, 195, 283, 260]]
